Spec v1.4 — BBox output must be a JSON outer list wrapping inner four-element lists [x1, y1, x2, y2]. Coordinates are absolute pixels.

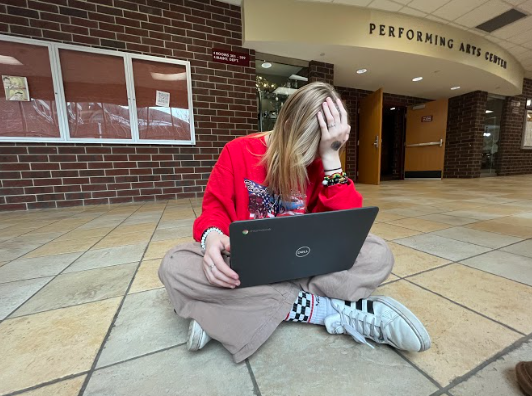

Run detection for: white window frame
[[0, 34, 195, 145], [522, 99, 532, 150]]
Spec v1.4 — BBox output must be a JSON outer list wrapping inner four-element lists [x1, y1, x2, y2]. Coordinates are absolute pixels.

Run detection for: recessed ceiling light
[[451, 86, 461, 90], [412, 77, 423, 82], [261, 62, 272, 69], [390, 107, 396, 110], [357, 68, 368, 74], [486, 110, 494, 113]]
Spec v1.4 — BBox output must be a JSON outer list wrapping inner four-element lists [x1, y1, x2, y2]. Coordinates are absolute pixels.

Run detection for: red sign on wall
[[212, 48, 250, 67], [421, 115, 433, 122]]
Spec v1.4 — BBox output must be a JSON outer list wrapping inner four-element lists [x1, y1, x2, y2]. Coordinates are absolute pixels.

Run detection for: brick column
[[444, 91, 488, 178], [309, 61, 334, 85], [497, 78, 532, 175]]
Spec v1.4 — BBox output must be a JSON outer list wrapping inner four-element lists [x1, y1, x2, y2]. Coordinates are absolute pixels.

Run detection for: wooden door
[[358, 88, 383, 184], [404, 99, 448, 179]]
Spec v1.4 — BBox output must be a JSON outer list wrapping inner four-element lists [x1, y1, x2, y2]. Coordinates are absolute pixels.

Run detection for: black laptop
[[228, 207, 379, 288]]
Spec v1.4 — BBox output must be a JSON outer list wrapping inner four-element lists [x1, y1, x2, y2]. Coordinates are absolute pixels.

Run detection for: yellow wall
[[243, 0, 524, 93]]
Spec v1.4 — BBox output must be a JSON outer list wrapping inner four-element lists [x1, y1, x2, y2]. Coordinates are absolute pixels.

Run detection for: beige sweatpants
[[158, 233, 394, 363]]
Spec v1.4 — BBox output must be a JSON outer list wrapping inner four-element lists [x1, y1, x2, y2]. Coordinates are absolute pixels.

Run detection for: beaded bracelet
[[200, 227, 223, 251], [322, 171, 348, 187]]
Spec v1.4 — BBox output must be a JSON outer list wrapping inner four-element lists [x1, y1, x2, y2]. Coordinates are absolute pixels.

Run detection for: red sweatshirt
[[193, 134, 364, 241]]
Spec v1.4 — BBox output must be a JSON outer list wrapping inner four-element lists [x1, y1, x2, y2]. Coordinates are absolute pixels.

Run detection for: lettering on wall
[[369, 23, 508, 70], [212, 48, 250, 67]]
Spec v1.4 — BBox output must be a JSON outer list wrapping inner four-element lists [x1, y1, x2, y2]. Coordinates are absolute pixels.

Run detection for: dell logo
[[296, 246, 310, 258]]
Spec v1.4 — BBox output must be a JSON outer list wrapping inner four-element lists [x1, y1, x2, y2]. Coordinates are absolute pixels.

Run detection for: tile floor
[[1, 176, 532, 396]]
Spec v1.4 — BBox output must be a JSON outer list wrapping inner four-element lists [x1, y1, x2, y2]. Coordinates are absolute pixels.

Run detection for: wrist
[[201, 227, 223, 250], [321, 154, 342, 171]]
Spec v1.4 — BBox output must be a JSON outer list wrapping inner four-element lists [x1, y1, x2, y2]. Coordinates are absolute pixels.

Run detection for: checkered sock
[[284, 291, 337, 325]]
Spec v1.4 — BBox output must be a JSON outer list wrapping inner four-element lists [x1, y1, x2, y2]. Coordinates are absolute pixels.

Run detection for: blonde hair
[[260, 81, 343, 202]]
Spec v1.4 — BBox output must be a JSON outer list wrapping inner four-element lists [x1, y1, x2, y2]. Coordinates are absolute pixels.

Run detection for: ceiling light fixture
[[261, 61, 272, 69], [356, 68, 368, 74], [390, 107, 396, 110], [412, 77, 423, 82], [451, 86, 461, 90], [486, 110, 494, 114]]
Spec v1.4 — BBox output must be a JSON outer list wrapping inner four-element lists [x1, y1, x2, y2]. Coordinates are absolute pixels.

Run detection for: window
[[0, 35, 195, 145], [523, 98, 532, 149]]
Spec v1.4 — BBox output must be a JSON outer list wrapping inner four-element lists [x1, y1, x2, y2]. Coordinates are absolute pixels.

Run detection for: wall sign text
[[212, 49, 250, 67], [369, 23, 508, 69]]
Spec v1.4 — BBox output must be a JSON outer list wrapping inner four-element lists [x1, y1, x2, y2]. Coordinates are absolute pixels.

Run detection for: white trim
[[124, 53, 139, 143], [0, 34, 195, 146]]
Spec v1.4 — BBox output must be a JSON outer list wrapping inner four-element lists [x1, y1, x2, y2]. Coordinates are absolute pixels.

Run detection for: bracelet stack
[[201, 227, 223, 250], [322, 171, 348, 187]]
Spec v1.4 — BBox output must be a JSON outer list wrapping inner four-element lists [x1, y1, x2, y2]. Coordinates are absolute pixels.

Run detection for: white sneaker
[[324, 296, 431, 352], [187, 319, 211, 351]]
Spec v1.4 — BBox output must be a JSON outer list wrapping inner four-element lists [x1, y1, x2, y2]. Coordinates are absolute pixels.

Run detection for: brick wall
[[497, 78, 532, 176], [335, 86, 428, 179], [309, 61, 333, 85], [444, 91, 488, 178], [0, 0, 257, 211]]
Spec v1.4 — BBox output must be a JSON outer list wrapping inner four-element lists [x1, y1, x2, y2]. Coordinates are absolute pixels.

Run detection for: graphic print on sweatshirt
[[244, 179, 306, 219]]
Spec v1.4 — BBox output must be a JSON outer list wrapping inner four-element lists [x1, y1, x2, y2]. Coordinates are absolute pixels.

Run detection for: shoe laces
[[332, 303, 388, 349]]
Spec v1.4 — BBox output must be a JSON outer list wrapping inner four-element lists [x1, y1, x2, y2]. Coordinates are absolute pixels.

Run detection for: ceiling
[[219, 0, 532, 92]]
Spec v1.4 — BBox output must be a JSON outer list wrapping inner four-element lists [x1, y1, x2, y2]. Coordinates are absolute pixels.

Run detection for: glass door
[[256, 58, 308, 132], [482, 96, 505, 176]]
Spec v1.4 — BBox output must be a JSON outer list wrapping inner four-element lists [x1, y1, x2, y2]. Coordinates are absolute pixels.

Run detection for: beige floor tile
[[434, 202, 485, 211], [0, 299, 120, 395], [0, 277, 52, 320], [466, 220, 532, 238], [157, 218, 195, 230], [77, 218, 124, 230], [394, 234, 492, 261], [451, 339, 532, 396], [143, 237, 194, 260], [374, 212, 407, 223], [377, 281, 521, 386], [501, 239, 532, 259], [249, 322, 438, 396], [23, 237, 102, 259], [0, 252, 83, 283], [410, 264, 532, 333], [444, 210, 504, 221], [472, 205, 529, 216], [493, 215, 532, 228], [92, 233, 152, 250], [387, 218, 451, 232], [383, 206, 444, 217], [12, 263, 137, 317], [85, 344, 251, 396], [96, 289, 188, 368], [0, 243, 43, 261], [54, 227, 114, 242], [417, 213, 479, 226], [370, 223, 422, 241], [383, 273, 400, 284], [151, 226, 193, 242], [113, 223, 158, 235], [388, 242, 450, 277], [461, 250, 532, 287], [431, 227, 523, 249], [64, 243, 147, 273], [19, 375, 86, 396], [129, 259, 163, 294]]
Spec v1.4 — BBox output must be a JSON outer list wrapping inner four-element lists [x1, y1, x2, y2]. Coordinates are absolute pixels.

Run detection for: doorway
[[381, 106, 406, 181], [481, 95, 505, 177]]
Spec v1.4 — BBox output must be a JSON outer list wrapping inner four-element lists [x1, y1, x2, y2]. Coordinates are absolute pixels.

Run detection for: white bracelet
[[201, 227, 223, 251]]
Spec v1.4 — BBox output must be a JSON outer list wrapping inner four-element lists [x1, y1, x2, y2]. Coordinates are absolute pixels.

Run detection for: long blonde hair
[[260, 81, 343, 201]]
